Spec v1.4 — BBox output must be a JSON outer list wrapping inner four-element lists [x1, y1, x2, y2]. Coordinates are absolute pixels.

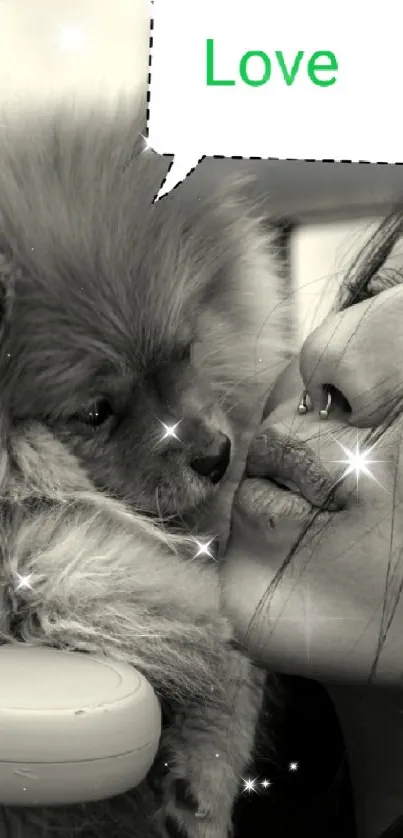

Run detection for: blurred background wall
[[0, 0, 149, 106]]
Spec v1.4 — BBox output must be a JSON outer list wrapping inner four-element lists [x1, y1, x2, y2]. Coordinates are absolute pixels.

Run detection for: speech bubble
[[153, 152, 205, 201], [147, 0, 402, 201]]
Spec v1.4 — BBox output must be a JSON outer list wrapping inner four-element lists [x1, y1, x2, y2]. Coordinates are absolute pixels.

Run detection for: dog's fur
[[0, 101, 287, 837]]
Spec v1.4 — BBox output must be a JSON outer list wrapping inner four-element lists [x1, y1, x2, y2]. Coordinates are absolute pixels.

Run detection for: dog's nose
[[190, 433, 231, 484]]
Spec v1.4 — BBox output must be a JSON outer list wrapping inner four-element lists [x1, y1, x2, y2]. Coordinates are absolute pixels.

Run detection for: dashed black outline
[[146, 5, 403, 203]]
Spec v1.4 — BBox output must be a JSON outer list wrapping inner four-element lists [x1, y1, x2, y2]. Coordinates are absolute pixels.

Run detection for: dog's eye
[[76, 399, 113, 428]]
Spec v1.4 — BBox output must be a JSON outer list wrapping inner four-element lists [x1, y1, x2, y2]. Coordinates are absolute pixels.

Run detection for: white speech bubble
[[153, 152, 205, 201], [148, 0, 403, 200]]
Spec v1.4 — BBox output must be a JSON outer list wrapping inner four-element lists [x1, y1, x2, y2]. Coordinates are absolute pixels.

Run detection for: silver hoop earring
[[298, 388, 333, 419], [297, 389, 309, 415], [319, 389, 332, 419]]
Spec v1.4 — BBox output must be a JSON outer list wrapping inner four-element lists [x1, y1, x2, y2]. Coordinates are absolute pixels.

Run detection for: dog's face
[[0, 109, 237, 517], [5, 275, 232, 516]]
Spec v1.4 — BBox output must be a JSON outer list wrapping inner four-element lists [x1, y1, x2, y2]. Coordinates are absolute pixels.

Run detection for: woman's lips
[[236, 477, 316, 525], [235, 477, 339, 530], [245, 429, 344, 512], [237, 426, 348, 527]]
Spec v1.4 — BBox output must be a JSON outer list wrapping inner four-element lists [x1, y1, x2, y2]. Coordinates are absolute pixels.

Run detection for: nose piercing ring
[[297, 388, 333, 419], [298, 390, 309, 415], [319, 389, 332, 420]]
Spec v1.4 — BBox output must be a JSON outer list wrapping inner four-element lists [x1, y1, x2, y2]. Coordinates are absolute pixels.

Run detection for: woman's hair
[[339, 208, 403, 308], [246, 206, 403, 682]]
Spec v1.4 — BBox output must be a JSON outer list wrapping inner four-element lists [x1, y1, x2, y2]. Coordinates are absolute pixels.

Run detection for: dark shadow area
[[233, 674, 356, 837]]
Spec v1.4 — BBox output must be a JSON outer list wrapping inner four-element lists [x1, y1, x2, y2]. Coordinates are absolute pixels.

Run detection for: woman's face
[[222, 282, 403, 686]]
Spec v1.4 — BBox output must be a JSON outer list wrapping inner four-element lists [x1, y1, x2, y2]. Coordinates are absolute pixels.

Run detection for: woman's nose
[[299, 285, 403, 427]]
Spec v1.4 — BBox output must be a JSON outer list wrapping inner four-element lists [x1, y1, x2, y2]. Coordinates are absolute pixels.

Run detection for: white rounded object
[[0, 644, 161, 806]]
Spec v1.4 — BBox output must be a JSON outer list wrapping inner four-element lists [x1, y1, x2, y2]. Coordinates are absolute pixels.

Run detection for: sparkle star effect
[[329, 431, 386, 495], [261, 779, 271, 788], [242, 778, 259, 794], [289, 761, 299, 772], [140, 134, 154, 153], [192, 538, 215, 559], [276, 584, 363, 665], [242, 777, 272, 794], [14, 573, 34, 592], [159, 421, 181, 442]]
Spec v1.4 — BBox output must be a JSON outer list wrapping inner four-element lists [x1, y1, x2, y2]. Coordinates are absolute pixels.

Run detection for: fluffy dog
[[0, 101, 287, 837]]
